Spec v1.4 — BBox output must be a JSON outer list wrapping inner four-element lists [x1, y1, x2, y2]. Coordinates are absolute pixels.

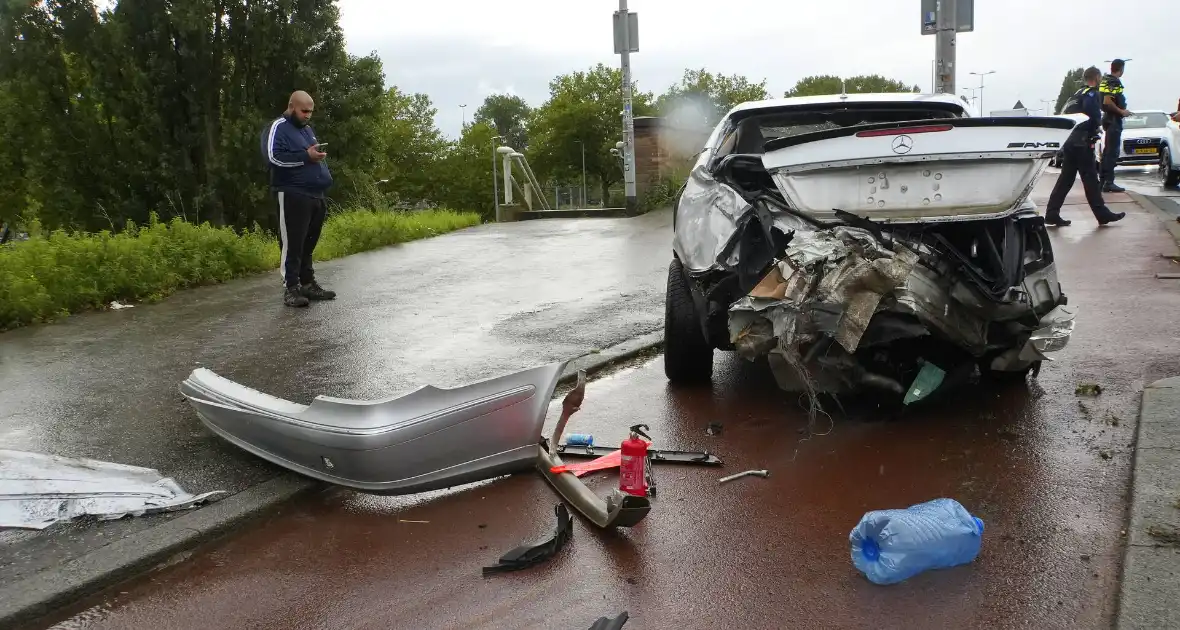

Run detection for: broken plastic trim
[[536, 374, 651, 529], [482, 503, 573, 575], [587, 611, 631, 629]]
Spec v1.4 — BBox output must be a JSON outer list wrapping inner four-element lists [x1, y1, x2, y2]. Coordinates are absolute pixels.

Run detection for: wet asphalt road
[[29, 173, 1180, 629], [0, 210, 673, 586]]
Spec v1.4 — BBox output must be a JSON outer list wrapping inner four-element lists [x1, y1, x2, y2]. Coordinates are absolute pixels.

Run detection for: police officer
[[1098, 59, 1132, 192], [1042, 66, 1125, 227]]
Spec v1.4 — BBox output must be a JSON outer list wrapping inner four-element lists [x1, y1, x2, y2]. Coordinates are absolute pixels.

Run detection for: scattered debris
[[565, 433, 595, 447], [398, 519, 429, 524], [482, 504, 572, 575], [1106, 413, 1121, 427], [903, 362, 947, 406], [109, 301, 134, 310], [1075, 383, 1103, 396], [1099, 450, 1112, 460], [539, 374, 651, 529], [1156, 273, 1180, 280], [1081, 554, 1091, 562], [706, 422, 723, 436], [586, 611, 630, 630], [1, 449, 224, 530], [1147, 524, 1180, 547], [719, 469, 770, 484]]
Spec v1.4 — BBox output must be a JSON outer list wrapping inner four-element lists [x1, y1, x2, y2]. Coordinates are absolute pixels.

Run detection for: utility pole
[[934, 0, 957, 94], [614, 0, 638, 212], [1040, 98, 1055, 115]]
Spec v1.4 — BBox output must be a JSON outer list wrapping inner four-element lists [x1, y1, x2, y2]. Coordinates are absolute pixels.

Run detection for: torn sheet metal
[[672, 163, 753, 273], [0, 450, 223, 530]]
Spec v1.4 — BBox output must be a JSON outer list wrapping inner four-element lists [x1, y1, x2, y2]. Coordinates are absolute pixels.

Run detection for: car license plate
[[1134, 147, 1158, 154]]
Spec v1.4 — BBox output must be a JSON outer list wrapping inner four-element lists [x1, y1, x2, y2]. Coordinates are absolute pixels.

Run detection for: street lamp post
[[491, 134, 504, 222], [1040, 98, 1055, 115], [574, 140, 587, 207], [969, 70, 995, 116], [460, 104, 467, 128]]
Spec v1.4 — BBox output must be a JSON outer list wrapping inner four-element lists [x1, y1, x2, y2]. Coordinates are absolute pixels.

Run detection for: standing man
[[261, 90, 337, 307], [1042, 66, 1125, 227], [1098, 59, 1132, 193]]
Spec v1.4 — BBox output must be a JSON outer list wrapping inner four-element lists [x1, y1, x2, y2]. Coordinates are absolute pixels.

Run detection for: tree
[[436, 121, 498, 220], [473, 94, 531, 151], [1053, 67, 1085, 115], [370, 87, 448, 207], [0, 0, 392, 233], [527, 63, 655, 202], [655, 68, 769, 128], [784, 74, 920, 98]]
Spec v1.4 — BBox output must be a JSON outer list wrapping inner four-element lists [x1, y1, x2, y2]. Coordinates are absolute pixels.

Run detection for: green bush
[[0, 208, 481, 331]]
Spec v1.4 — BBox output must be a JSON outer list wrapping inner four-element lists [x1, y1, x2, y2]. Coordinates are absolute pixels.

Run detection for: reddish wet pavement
[[32, 180, 1180, 630]]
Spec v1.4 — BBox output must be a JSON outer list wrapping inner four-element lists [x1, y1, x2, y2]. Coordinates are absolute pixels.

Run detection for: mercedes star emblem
[[891, 135, 913, 154]]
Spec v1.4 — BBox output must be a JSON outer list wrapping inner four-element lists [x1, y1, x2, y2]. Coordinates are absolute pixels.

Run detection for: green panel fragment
[[903, 362, 946, 405]]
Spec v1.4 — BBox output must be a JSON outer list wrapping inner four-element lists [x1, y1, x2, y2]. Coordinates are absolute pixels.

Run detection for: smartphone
[[314, 142, 328, 150]]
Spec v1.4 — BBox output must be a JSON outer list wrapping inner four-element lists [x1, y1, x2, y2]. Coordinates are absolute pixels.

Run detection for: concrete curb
[[1115, 376, 1180, 630], [1126, 191, 1180, 253], [0, 329, 666, 629]]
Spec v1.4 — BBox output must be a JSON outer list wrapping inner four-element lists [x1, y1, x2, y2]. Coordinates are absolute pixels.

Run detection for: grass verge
[[0, 208, 481, 331]]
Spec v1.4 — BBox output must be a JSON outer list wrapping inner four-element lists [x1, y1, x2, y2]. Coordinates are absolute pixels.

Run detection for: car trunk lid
[[760, 116, 1081, 223]]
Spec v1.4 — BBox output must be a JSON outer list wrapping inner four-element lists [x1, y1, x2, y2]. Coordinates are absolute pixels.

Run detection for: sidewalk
[[1042, 170, 1180, 628], [0, 209, 674, 625]]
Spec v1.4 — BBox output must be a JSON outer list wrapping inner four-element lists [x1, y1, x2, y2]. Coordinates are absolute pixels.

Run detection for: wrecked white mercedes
[[665, 93, 1078, 404]]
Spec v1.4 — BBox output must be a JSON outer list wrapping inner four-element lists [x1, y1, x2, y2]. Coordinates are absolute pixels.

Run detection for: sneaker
[[1045, 216, 1072, 227], [1098, 211, 1126, 226], [300, 280, 336, 301], [284, 286, 310, 307]]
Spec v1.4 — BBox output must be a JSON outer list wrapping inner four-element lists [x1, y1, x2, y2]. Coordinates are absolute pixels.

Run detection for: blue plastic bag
[[849, 497, 984, 585]]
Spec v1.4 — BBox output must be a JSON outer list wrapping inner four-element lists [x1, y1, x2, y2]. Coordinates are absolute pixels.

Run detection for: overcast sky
[[337, 0, 1178, 139]]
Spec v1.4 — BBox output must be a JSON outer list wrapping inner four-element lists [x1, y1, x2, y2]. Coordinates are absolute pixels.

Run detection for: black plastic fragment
[[587, 611, 630, 629], [706, 422, 723, 436], [556, 444, 723, 466], [481, 503, 573, 575]]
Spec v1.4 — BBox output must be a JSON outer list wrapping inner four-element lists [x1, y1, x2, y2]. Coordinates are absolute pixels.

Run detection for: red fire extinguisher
[[619, 424, 652, 497]]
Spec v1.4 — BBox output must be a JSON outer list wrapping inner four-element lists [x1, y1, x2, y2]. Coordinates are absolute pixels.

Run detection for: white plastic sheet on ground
[[0, 449, 224, 530]]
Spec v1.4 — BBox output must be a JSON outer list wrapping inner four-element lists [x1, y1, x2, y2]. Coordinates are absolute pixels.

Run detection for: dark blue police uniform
[[1042, 85, 1124, 226], [1098, 73, 1127, 190]]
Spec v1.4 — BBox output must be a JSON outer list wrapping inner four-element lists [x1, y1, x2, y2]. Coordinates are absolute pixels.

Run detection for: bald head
[[286, 90, 314, 126]]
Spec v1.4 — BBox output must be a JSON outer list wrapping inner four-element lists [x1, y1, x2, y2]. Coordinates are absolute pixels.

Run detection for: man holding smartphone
[[261, 90, 336, 307]]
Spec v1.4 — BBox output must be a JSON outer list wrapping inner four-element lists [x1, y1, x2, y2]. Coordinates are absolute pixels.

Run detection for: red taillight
[[855, 125, 954, 138]]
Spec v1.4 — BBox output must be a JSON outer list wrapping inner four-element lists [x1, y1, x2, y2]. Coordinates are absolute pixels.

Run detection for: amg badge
[[1007, 141, 1061, 149]]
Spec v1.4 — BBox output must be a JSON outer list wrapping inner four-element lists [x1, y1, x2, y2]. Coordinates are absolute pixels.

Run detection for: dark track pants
[[1044, 144, 1113, 221], [277, 191, 326, 289]]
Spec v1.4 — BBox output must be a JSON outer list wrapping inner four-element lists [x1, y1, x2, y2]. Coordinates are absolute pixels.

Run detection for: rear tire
[[664, 257, 714, 383], [1160, 146, 1180, 188]]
